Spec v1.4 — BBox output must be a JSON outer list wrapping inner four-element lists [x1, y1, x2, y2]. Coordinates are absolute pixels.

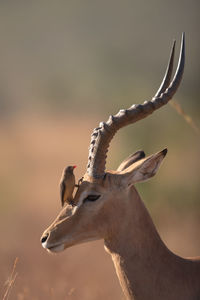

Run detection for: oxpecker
[[60, 165, 76, 206]]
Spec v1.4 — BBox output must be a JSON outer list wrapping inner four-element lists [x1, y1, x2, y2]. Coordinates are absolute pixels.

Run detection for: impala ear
[[119, 149, 167, 186], [117, 150, 145, 172]]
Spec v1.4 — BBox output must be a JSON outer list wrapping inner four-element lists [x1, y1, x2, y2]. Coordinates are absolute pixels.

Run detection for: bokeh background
[[0, 1, 199, 299]]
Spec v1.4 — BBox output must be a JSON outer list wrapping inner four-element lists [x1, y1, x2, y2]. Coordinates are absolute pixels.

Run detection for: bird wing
[[60, 181, 66, 207]]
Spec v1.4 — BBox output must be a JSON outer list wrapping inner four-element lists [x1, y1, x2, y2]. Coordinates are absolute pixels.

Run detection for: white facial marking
[[42, 241, 48, 249], [72, 190, 89, 213], [77, 190, 88, 207], [42, 240, 65, 252], [72, 190, 101, 214], [47, 244, 65, 253]]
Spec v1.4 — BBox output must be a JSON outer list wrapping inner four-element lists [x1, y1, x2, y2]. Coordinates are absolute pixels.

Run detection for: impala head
[[41, 34, 185, 253]]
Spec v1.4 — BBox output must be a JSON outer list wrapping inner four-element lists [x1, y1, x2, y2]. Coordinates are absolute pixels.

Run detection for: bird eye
[[83, 195, 101, 203]]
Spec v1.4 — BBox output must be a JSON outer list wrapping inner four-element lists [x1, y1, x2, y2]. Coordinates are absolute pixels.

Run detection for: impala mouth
[[47, 244, 65, 253], [42, 241, 65, 253], [42, 236, 99, 253]]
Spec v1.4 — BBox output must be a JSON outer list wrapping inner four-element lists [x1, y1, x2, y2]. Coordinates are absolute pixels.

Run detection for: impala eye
[[83, 195, 101, 203]]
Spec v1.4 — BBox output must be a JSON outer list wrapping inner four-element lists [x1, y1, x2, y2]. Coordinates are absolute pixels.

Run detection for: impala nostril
[[41, 233, 49, 244]]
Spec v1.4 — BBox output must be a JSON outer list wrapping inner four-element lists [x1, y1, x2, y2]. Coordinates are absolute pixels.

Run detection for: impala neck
[[104, 186, 175, 300]]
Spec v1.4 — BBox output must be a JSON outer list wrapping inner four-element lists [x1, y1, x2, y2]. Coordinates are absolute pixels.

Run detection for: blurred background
[[0, 1, 199, 299]]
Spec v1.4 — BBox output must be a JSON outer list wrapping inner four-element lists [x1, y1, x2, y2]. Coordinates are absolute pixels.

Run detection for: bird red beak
[[73, 165, 77, 169]]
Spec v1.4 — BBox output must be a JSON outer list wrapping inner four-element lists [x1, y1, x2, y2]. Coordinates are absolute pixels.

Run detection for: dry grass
[[170, 100, 199, 134], [2, 258, 18, 300]]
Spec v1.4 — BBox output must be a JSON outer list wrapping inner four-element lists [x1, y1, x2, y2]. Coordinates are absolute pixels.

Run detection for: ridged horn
[[86, 33, 185, 178]]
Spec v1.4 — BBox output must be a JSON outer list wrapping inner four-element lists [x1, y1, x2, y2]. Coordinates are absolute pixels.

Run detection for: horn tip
[[161, 148, 168, 157]]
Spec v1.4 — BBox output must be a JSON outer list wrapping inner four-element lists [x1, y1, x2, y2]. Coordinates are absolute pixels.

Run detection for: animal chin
[[47, 243, 65, 253], [47, 240, 76, 252], [47, 237, 100, 253]]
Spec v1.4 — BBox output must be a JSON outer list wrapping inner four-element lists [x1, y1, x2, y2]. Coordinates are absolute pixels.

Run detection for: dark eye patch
[[83, 194, 101, 203]]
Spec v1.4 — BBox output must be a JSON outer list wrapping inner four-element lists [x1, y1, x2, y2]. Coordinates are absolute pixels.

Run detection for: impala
[[41, 34, 200, 300]]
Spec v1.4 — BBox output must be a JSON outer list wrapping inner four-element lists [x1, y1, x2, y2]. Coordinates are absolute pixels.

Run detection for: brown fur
[[41, 150, 200, 300]]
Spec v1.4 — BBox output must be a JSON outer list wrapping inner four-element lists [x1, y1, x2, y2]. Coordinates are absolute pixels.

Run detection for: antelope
[[41, 34, 200, 300]]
